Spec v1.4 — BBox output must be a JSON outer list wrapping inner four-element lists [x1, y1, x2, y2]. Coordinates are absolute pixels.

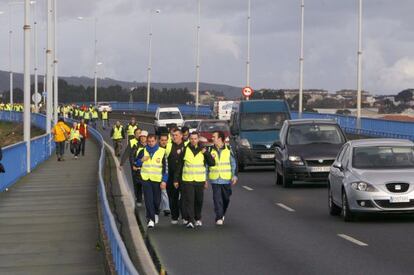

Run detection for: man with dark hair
[[126, 117, 139, 141], [111, 121, 125, 156], [52, 117, 70, 161], [135, 134, 168, 228], [175, 132, 215, 228], [209, 131, 238, 225], [181, 126, 190, 146]]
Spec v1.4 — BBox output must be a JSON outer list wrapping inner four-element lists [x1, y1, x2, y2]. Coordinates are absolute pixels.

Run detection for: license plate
[[390, 196, 410, 203], [310, 166, 331, 172], [260, 154, 275, 159]]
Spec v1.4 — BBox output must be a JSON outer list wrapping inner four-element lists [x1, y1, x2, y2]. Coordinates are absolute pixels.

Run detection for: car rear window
[[199, 122, 229, 132], [287, 124, 345, 145]]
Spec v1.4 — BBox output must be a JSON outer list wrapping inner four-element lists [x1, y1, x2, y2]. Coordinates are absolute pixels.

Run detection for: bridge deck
[[0, 140, 105, 275]]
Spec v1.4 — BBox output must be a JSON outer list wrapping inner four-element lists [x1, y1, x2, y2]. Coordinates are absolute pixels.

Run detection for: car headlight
[[351, 182, 377, 192], [239, 138, 251, 148], [288, 155, 304, 166], [199, 136, 208, 143]]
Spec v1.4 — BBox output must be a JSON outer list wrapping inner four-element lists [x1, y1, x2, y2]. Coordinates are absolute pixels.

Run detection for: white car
[[154, 107, 184, 134], [97, 102, 112, 112], [183, 120, 202, 133]]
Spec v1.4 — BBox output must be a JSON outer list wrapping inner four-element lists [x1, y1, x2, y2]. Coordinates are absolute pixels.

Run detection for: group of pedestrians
[[119, 125, 238, 229], [58, 104, 110, 129]]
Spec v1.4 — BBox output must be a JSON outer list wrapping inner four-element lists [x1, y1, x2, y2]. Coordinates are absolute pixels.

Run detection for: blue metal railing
[[0, 111, 54, 191], [88, 124, 139, 275]]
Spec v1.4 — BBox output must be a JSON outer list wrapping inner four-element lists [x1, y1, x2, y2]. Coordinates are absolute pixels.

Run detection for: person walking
[[101, 110, 109, 130], [159, 133, 171, 217], [135, 134, 168, 228], [209, 131, 238, 225], [126, 117, 139, 141], [91, 108, 99, 128], [69, 122, 82, 159], [52, 118, 71, 161], [83, 108, 92, 125], [166, 128, 186, 224], [175, 132, 215, 229], [111, 121, 125, 157], [130, 130, 148, 207], [77, 119, 89, 156]]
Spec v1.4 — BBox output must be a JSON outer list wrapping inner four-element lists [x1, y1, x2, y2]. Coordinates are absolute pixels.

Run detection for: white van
[[154, 107, 184, 134]]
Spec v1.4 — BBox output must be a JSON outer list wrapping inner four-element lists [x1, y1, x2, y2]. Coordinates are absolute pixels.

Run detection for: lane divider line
[[276, 203, 296, 212], [337, 234, 368, 247], [242, 186, 254, 191]]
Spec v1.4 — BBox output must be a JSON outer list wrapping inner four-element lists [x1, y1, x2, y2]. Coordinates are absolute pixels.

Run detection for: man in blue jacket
[[209, 131, 238, 225], [135, 134, 168, 228]]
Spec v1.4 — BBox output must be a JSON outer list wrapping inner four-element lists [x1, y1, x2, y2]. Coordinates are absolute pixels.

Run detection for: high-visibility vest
[[182, 147, 206, 182], [184, 140, 190, 146], [102, 111, 108, 120], [141, 147, 166, 182], [84, 111, 91, 120], [127, 124, 138, 136], [92, 111, 99, 119], [79, 110, 84, 117], [166, 141, 173, 157], [69, 128, 81, 141], [209, 146, 232, 181], [129, 138, 138, 148], [112, 126, 123, 140], [135, 146, 144, 157], [74, 109, 79, 116]]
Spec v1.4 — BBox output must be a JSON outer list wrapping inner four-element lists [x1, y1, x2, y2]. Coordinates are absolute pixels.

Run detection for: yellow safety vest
[[92, 111, 99, 119], [112, 126, 123, 140], [127, 124, 138, 136], [129, 138, 138, 148], [84, 111, 91, 120], [209, 147, 232, 181], [69, 128, 81, 141], [184, 140, 190, 146], [79, 110, 84, 117], [141, 147, 166, 182], [166, 141, 173, 157], [135, 146, 144, 157], [102, 111, 108, 120], [182, 147, 206, 182]]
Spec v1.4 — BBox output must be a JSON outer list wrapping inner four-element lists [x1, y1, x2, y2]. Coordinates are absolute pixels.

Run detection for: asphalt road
[[99, 119, 414, 275]]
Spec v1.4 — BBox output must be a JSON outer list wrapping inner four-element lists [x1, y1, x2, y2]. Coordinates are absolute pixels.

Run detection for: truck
[[229, 100, 291, 171], [213, 101, 235, 121]]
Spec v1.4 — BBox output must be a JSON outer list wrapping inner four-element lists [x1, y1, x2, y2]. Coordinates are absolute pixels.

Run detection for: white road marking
[[337, 234, 368, 247], [242, 186, 254, 191], [276, 203, 296, 212]]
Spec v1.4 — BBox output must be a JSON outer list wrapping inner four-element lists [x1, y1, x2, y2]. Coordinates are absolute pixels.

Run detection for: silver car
[[328, 139, 414, 221]]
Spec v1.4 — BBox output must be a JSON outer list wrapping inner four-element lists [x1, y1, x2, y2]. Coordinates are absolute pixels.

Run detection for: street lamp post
[[246, 0, 251, 89], [23, 0, 32, 172], [298, 0, 305, 118], [53, 0, 58, 124], [195, 0, 201, 113], [33, 0, 39, 112], [356, 0, 363, 129], [146, 9, 160, 112], [46, 0, 53, 141]]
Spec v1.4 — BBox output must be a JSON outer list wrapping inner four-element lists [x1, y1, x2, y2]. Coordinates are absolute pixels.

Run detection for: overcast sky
[[0, 0, 413, 94]]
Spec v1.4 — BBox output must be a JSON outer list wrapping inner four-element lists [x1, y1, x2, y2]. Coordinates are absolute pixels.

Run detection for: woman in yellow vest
[[174, 132, 215, 229], [69, 122, 82, 159], [135, 134, 168, 229], [209, 131, 238, 226]]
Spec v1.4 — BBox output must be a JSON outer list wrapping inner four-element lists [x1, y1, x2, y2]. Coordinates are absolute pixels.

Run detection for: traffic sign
[[242, 86, 254, 98], [32, 93, 42, 104]]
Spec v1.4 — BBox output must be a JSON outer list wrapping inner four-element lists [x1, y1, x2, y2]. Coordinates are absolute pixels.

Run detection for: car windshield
[[159, 111, 182, 120], [199, 122, 229, 132], [184, 121, 200, 129], [353, 146, 414, 169], [240, 113, 288, 131], [287, 124, 345, 145]]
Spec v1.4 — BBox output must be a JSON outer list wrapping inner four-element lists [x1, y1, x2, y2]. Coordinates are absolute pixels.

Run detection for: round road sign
[[242, 86, 254, 98], [32, 93, 42, 104]]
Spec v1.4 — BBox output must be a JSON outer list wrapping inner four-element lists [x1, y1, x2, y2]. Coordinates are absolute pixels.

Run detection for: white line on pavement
[[276, 203, 296, 212], [242, 186, 254, 191], [337, 234, 368, 247]]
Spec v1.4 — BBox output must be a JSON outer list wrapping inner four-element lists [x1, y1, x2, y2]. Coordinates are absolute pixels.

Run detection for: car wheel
[[328, 184, 341, 216], [341, 191, 355, 222]]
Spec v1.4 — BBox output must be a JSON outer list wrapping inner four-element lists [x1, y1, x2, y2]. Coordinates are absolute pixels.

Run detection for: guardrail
[[0, 111, 54, 191], [87, 124, 139, 275], [291, 111, 414, 141]]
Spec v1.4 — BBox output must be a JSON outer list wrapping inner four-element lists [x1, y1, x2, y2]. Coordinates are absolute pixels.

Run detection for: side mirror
[[333, 162, 343, 171], [273, 141, 282, 148], [154, 117, 158, 120], [231, 128, 238, 136]]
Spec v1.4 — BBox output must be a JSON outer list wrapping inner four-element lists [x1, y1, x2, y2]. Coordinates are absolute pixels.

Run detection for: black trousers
[[80, 138, 86, 156], [182, 181, 204, 224], [212, 184, 232, 221], [132, 170, 143, 203], [70, 141, 81, 156], [142, 180, 161, 222], [55, 142, 65, 157], [167, 176, 181, 220]]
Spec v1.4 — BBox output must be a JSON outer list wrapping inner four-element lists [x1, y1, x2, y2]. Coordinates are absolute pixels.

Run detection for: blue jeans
[[142, 180, 162, 222]]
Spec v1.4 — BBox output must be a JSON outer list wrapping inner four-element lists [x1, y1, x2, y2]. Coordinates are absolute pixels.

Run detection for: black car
[[274, 119, 347, 187]]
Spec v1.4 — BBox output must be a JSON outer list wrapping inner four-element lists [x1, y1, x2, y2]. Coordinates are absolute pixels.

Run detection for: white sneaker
[[182, 219, 188, 225], [147, 220, 155, 228], [216, 219, 224, 226], [155, 215, 159, 224], [171, 220, 179, 225], [195, 220, 203, 227], [186, 222, 194, 229]]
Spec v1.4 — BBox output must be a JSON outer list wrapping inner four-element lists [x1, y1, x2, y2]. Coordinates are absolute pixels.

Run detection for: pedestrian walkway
[[0, 140, 106, 274]]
